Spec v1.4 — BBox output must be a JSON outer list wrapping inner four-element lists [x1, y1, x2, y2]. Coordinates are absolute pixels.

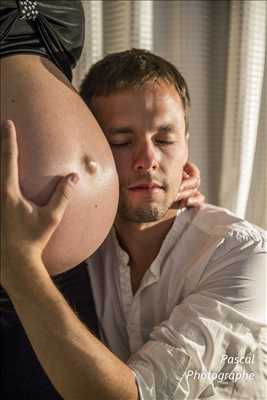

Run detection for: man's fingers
[[44, 173, 79, 228], [0, 120, 20, 198]]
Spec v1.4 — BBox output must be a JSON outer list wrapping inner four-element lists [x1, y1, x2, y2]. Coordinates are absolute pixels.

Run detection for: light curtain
[[73, 0, 267, 229]]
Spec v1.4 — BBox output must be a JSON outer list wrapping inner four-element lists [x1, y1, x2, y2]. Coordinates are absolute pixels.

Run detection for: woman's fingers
[[186, 192, 206, 207], [172, 161, 204, 209], [0, 119, 79, 255], [183, 162, 201, 183], [177, 190, 205, 209], [44, 173, 79, 229], [0, 120, 21, 200], [180, 176, 200, 192], [180, 162, 201, 192], [176, 188, 197, 201]]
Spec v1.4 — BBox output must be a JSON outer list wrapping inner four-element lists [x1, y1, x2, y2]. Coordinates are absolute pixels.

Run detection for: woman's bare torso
[[0, 54, 119, 274]]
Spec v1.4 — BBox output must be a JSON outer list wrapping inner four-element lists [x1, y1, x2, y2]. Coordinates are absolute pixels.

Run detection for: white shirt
[[86, 204, 267, 399]]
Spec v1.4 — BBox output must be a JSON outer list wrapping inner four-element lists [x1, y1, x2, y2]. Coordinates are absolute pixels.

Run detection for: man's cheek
[[173, 167, 183, 187], [113, 157, 121, 172], [113, 155, 129, 175], [112, 157, 125, 180], [117, 172, 128, 189], [167, 174, 181, 200]]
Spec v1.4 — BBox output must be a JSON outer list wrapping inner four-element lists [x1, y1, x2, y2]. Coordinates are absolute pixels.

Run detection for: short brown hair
[[80, 48, 191, 133]]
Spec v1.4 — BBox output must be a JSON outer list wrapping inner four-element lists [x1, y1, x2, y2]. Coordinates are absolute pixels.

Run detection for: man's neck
[[115, 209, 177, 293]]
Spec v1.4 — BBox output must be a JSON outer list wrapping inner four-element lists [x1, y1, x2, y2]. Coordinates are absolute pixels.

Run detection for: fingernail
[[69, 174, 79, 185], [1, 120, 12, 131]]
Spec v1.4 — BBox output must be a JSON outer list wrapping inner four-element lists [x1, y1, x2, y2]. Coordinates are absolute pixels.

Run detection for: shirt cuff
[[128, 341, 191, 399]]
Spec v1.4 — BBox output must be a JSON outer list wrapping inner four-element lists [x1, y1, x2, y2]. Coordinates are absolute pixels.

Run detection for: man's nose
[[133, 141, 159, 172]]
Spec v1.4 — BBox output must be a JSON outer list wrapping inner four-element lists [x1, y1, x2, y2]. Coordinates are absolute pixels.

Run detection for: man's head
[[80, 49, 190, 223]]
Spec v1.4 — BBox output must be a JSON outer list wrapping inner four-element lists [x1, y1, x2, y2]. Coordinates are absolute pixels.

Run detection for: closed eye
[[156, 140, 176, 145], [109, 141, 131, 147], [107, 130, 132, 147]]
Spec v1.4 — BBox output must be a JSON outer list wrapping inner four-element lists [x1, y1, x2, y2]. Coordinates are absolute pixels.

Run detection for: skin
[[0, 120, 138, 400], [0, 54, 119, 274], [178, 162, 204, 207], [0, 82, 202, 398], [91, 84, 188, 222], [0, 54, 201, 275], [91, 82, 191, 292]]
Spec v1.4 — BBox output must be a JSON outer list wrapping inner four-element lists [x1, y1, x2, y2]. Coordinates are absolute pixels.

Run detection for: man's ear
[[184, 132, 189, 166]]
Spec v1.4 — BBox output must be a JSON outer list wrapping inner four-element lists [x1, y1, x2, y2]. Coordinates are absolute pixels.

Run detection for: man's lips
[[128, 181, 164, 191]]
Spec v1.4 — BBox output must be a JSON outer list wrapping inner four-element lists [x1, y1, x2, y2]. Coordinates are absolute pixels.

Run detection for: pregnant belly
[[1, 55, 119, 274]]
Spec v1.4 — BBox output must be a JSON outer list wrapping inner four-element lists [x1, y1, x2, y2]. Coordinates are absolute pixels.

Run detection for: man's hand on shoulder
[[0, 120, 79, 291]]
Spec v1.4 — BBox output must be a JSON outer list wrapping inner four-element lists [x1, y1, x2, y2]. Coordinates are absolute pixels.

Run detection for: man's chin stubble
[[118, 204, 169, 223]]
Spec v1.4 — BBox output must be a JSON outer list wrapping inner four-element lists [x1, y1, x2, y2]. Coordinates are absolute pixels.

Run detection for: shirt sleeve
[[127, 228, 267, 399]]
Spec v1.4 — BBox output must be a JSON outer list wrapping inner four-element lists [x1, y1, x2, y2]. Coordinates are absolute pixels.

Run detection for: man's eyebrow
[[157, 124, 177, 133], [108, 127, 133, 135], [107, 124, 178, 135]]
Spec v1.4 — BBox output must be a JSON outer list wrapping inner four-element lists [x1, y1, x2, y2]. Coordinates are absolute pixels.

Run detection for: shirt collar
[[111, 207, 189, 279]]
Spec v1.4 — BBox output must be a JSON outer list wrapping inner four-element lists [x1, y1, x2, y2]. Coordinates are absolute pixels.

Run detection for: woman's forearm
[[1, 121, 136, 400], [7, 255, 138, 400]]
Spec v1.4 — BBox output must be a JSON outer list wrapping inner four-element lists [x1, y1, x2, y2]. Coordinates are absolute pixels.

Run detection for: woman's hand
[[175, 162, 205, 208], [0, 120, 79, 288]]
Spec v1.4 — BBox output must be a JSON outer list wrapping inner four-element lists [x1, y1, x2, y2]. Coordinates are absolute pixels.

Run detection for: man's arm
[[0, 120, 138, 400], [126, 226, 267, 399]]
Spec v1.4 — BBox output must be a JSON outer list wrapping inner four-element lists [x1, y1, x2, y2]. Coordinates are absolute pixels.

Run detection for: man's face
[[90, 82, 188, 223]]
